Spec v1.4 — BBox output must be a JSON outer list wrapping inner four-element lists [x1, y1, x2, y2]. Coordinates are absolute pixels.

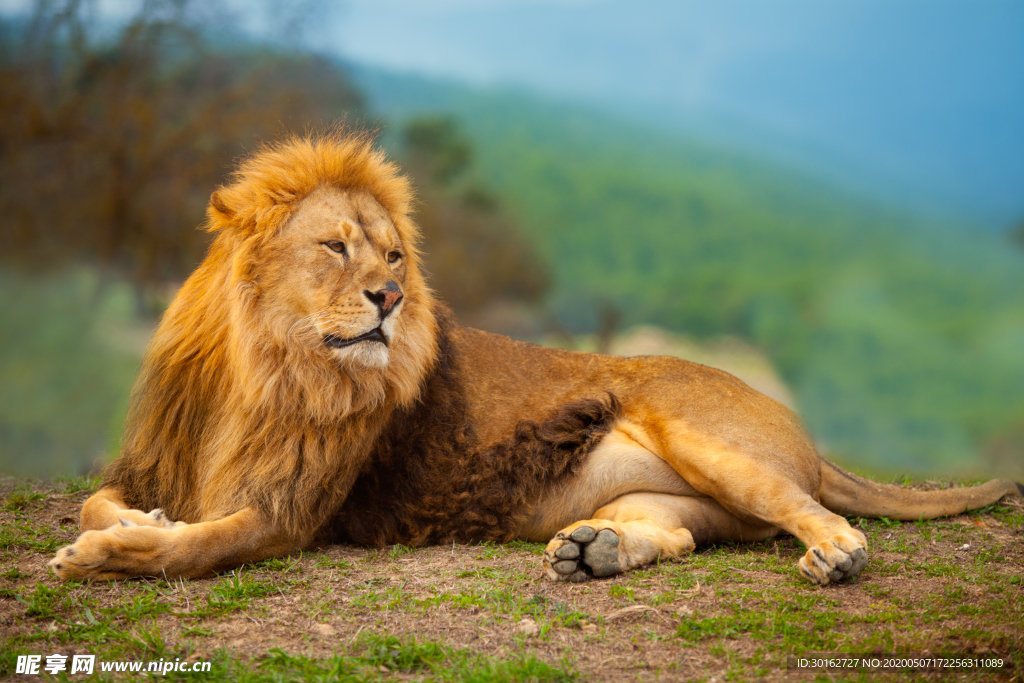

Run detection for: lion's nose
[[364, 281, 404, 319]]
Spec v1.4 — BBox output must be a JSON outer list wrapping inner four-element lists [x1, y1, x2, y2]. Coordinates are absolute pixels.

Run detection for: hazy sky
[[315, 0, 1024, 225]]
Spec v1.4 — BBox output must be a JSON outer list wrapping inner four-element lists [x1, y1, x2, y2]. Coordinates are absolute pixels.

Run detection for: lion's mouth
[[323, 328, 388, 349]]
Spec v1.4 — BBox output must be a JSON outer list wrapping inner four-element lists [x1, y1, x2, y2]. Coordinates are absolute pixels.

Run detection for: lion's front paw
[[798, 530, 868, 586], [143, 508, 188, 529], [114, 508, 187, 529], [49, 526, 167, 581], [543, 523, 623, 582]]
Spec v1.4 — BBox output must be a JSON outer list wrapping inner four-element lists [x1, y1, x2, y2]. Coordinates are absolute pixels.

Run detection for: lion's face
[[260, 185, 411, 369]]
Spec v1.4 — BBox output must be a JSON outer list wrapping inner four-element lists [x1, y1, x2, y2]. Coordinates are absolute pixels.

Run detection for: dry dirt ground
[[1, 476, 1022, 682]]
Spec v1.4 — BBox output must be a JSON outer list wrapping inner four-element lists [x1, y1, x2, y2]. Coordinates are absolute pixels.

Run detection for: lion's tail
[[818, 458, 1022, 521]]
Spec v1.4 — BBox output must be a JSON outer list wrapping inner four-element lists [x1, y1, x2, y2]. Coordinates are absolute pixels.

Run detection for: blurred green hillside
[[0, 272, 142, 477], [358, 68, 1024, 477]]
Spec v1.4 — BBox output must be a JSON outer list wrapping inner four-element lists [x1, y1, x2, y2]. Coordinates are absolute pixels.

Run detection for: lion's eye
[[324, 241, 346, 255], [388, 251, 402, 264]]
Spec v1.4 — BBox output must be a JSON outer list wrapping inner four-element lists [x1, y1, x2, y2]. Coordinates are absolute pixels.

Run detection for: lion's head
[[265, 185, 411, 370], [105, 130, 440, 531], [186, 131, 438, 415]]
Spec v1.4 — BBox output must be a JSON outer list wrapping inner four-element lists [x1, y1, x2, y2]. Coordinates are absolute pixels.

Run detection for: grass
[[1, 475, 1021, 681]]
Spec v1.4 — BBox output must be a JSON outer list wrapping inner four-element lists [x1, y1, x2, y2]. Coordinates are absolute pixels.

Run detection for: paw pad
[[544, 525, 623, 581], [554, 544, 579, 560], [799, 537, 868, 586]]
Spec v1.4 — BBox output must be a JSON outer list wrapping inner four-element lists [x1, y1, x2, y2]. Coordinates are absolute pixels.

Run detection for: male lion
[[50, 131, 1022, 586]]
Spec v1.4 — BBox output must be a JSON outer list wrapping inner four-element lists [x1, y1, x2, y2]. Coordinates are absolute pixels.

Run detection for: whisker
[[287, 312, 328, 341]]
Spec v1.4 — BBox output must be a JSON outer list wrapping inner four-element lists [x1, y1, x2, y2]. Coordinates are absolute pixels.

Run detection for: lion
[[50, 130, 1022, 586]]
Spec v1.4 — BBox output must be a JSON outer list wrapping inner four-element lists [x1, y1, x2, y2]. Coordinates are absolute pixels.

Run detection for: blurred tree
[[405, 117, 472, 184], [1012, 219, 1024, 249], [400, 116, 550, 316], [0, 0, 364, 314]]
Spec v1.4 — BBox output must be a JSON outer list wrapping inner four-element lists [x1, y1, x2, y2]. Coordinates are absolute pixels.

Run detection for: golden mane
[[104, 130, 439, 537]]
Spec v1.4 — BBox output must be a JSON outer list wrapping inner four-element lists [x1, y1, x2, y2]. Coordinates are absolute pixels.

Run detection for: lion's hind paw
[[798, 531, 868, 586], [543, 524, 622, 582]]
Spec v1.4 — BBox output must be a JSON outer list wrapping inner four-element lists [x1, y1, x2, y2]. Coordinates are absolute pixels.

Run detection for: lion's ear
[[209, 191, 234, 217]]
